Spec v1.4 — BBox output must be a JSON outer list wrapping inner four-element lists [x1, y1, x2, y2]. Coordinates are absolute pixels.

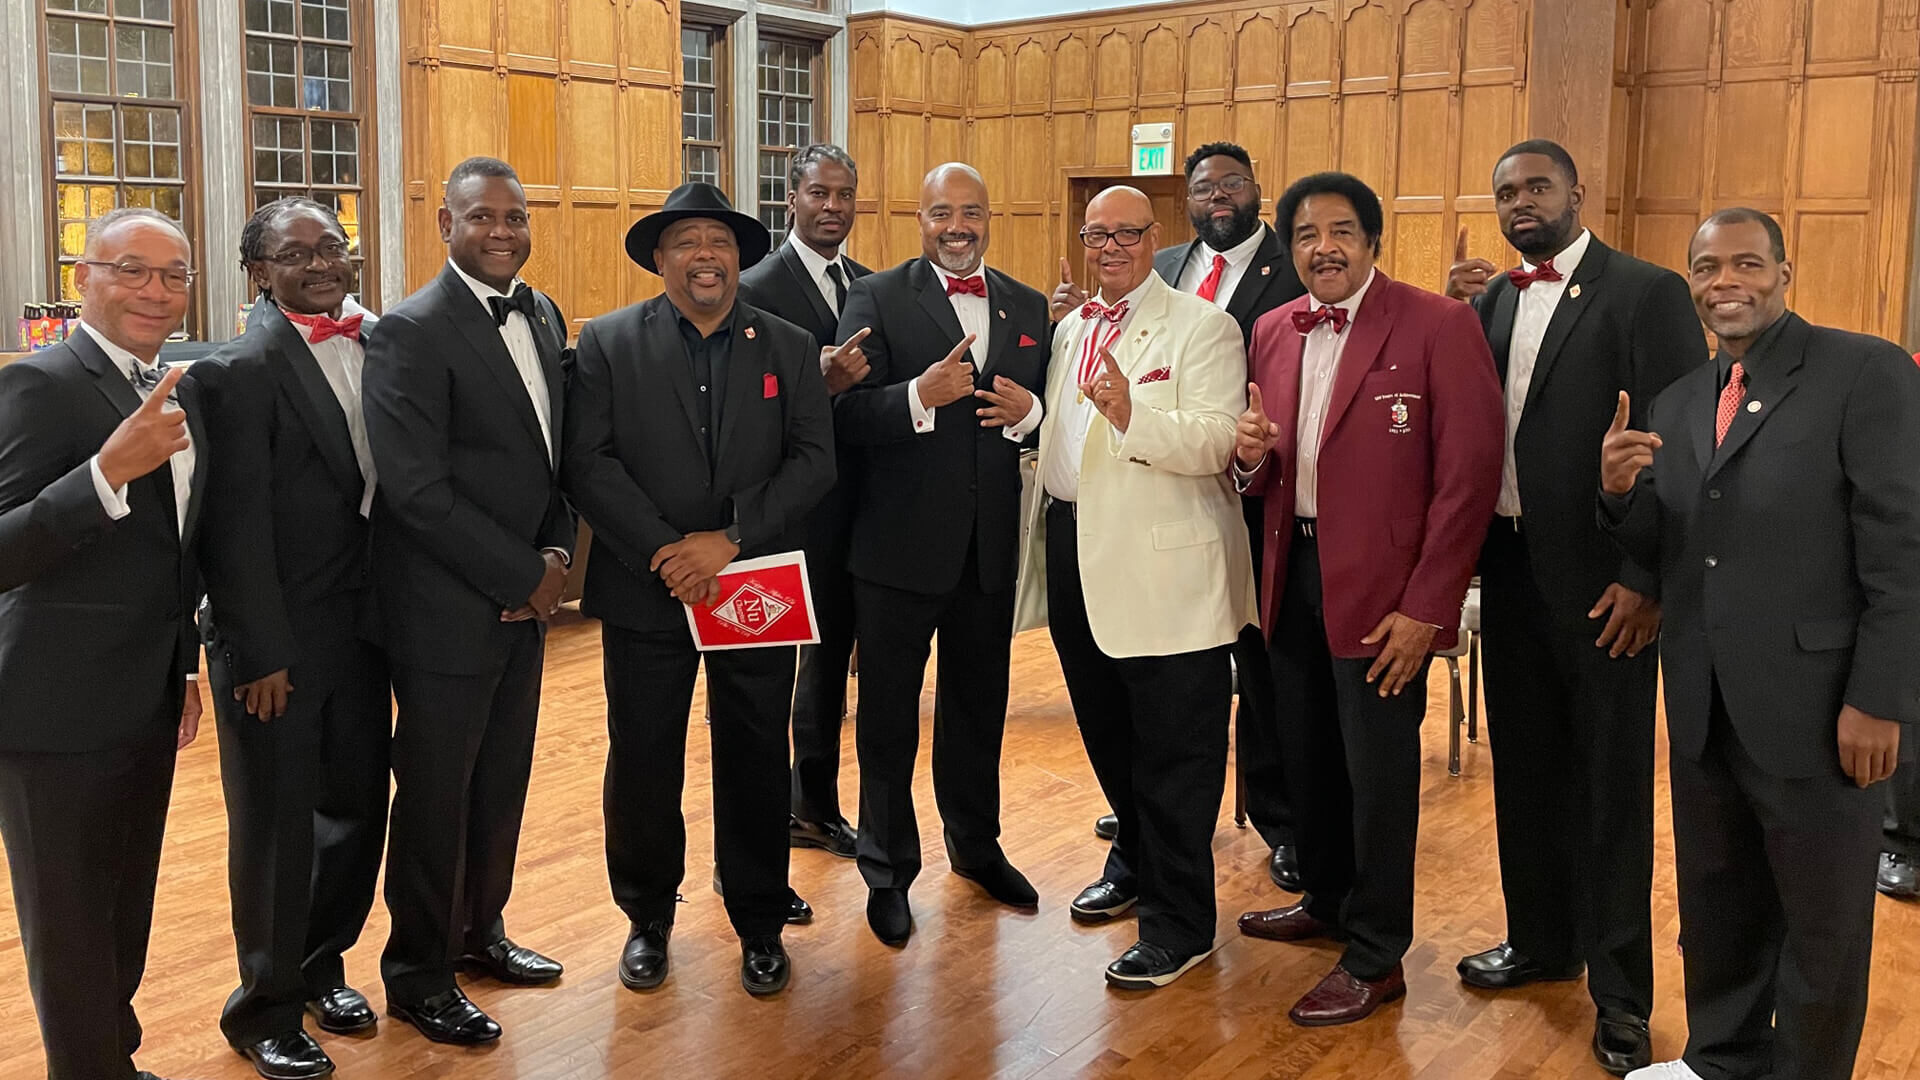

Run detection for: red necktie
[[1507, 259, 1564, 290], [1195, 253, 1227, 302], [1291, 304, 1350, 335], [283, 308, 364, 343], [1078, 299, 1128, 324], [1715, 361, 1746, 447], [946, 275, 986, 298]]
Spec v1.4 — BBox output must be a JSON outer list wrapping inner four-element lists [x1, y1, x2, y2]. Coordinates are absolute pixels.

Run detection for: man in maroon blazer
[[1231, 172, 1503, 1026]]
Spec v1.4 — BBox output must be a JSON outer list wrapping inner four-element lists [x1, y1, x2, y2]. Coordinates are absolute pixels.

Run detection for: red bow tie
[[283, 308, 364, 343], [1507, 259, 1564, 290], [945, 274, 986, 298], [1291, 304, 1350, 335], [1079, 299, 1128, 324]]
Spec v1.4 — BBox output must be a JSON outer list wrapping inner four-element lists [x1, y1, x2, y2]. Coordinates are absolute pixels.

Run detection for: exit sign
[[1131, 123, 1174, 176]]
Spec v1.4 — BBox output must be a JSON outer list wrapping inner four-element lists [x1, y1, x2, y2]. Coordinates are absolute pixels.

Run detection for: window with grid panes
[[755, 36, 819, 246], [243, 0, 370, 278], [43, 0, 194, 301], [681, 26, 725, 191]]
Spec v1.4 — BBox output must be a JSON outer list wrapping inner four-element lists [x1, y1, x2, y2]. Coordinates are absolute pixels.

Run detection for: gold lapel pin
[[1569, 284, 1582, 299]]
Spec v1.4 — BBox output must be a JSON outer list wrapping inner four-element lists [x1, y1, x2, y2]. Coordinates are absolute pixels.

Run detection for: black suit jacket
[[364, 264, 574, 675], [1604, 312, 1920, 778], [833, 258, 1051, 596], [1473, 238, 1706, 612], [739, 244, 872, 571], [560, 295, 834, 634], [194, 301, 378, 684], [1152, 223, 1305, 346], [0, 333, 206, 751]]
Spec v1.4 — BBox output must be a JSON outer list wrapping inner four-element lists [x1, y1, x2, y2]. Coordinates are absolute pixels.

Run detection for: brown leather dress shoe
[[1288, 964, 1406, 1027], [1237, 902, 1342, 942]]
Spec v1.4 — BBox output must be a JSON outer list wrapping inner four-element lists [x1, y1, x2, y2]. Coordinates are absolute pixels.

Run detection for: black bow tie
[[487, 285, 539, 327]]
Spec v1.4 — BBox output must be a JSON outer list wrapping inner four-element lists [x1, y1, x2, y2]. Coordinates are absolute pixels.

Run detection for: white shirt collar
[[447, 258, 524, 306], [930, 259, 988, 287], [76, 320, 157, 378], [788, 234, 845, 278], [1199, 224, 1268, 269], [1306, 267, 1377, 325], [1089, 272, 1156, 314], [1522, 227, 1592, 276]]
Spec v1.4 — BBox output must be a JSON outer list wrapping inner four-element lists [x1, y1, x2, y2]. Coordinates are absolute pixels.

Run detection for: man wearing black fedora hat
[[560, 181, 835, 997]]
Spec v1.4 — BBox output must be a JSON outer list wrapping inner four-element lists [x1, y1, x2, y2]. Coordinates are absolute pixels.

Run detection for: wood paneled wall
[[399, 0, 681, 332], [848, 0, 1920, 341]]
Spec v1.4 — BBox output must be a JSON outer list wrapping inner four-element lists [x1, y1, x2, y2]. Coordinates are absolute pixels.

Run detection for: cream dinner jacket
[[1018, 272, 1257, 658]]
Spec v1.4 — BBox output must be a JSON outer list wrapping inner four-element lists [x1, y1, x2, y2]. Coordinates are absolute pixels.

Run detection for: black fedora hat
[[623, 182, 772, 274]]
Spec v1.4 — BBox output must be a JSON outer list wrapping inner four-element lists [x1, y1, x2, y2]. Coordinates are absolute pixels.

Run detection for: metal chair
[[1439, 579, 1483, 776]]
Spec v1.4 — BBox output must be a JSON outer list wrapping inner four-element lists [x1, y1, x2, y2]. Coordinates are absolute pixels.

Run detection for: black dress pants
[[208, 628, 391, 1047], [1884, 734, 1920, 859], [1479, 520, 1658, 1016], [1670, 683, 1881, 1080], [1045, 499, 1230, 954], [602, 623, 793, 939], [1268, 532, 1427, 980], [381, 624, 544, 1004], [1232, 493, 1295, 850], [790, 536, 855, 827], [852, 541, 1014, 890], [0, 729, 176, 1080]]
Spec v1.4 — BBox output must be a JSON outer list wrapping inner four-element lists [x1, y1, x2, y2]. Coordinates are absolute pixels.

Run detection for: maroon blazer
[[1243, 271, 1503, 657]]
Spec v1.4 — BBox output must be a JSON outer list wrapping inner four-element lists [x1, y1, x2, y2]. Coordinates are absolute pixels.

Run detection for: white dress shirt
[[448, 259, 554, 463], [1496, 228, 1591, 517], [1042, 276, 1152, 503], [787, 233, 852, 319], [82, 320, 193, 536], [1179, 225, 1268, 310], [1294, 269, 1377, 518], [907, 260, 1042, 442], [285, 297, 378, 517]]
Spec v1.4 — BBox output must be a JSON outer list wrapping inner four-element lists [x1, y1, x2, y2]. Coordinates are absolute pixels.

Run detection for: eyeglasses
[[1079, 227, 1150, 249], [264, 239, 352, 266], [1188, 174, 1252, 200], [78, 260, 197, 293]]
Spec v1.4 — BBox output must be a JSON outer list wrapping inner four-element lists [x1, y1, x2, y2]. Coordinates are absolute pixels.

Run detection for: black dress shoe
[[1456, 941, 1585, 990], [867, 887, 913, 946], [1070, 879, 1138, 924], [459, 936, 563, 985], [1103, 940, 1212, 989], [1880, 852, 1918, 899], [387, 988, 502, 1045], [740, 936, 791, 996], [305, 986, 375, 1035], [619, 920, 671, 991], [952, 857, 1039, 908], [1268, 845, 1303, 892], [711, 870, 813, 925], [1593, 1007, 1653, 1075], [791, 815, 857, 858], [237, 1031, 334, 1080], [1093, 813, 1118, 841]]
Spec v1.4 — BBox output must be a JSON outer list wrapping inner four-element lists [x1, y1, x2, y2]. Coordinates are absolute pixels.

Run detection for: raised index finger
[[1609, 390, 1632, 434], [836, 326, 872, 355], [1453, 225, 1470, 264], [1059, 256, 1074, 284], [138, 366, 185, 412], [944, 334, 978, 364]]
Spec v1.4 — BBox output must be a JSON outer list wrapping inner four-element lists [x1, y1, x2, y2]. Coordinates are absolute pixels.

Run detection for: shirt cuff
[[541, 546, 572, 569], [1002, 393, 1043, 442], [1231, 454, 1266, 492], [89, 454, 132, 520], [907, 377, 937, 435], [818, 346, 833, 376]]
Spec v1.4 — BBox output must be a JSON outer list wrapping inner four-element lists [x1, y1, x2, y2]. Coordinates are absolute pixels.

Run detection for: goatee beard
[[934, 244, 980, 275], [1508, 213, 1577, 259], [1195, 204, 1261, 251]]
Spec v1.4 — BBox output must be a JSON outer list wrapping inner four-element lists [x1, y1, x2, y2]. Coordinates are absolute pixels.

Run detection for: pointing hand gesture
[[1049, 256, 1090, 323], [916, 334, 978, 410], [1444, 226, 1501, 302], [1600, 391, 1662, 495], [98, 365, 189, 490], [1235, 381, 1281, 469], [1079, 348, 1132, 434], [823, 326, 873, 395]]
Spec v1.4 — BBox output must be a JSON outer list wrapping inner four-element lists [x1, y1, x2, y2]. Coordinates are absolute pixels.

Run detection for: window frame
[[753, 32, 823, 248], [680, 22, 729, 196]]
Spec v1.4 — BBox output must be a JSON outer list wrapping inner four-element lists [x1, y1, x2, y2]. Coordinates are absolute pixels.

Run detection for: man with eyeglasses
[[1031, 185, 1254, 988], [0, 206, 207, 1080], [192, 197, 390, 1078]]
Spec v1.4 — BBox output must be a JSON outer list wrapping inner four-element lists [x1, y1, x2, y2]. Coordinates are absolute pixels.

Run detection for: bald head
[[1082, 184, 1160, 300], [919, 162, 990, 274], [84, 208, 189, 261]]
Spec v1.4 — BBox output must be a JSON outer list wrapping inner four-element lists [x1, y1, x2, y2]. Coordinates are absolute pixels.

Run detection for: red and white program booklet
[[684, 551, 820, 651]]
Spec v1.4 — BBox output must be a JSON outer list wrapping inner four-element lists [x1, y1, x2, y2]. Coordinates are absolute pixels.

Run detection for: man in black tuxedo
[[194, 197, 392, 1077], [562, 182, 834, 998], [363, 156, 572, 1045], [1883, 750, 1920, 898], [1059, 141, 1308, 888], [0, 207, 205, 1080], [1602, 208, 1920, 1080], [1443, 139, 1705, 1075], [738, 143, 872, 861], [836, 163, 1052, 945]]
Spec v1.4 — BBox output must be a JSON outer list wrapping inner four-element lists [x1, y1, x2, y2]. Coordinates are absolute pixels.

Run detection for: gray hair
[[790, 143, 859, 190]]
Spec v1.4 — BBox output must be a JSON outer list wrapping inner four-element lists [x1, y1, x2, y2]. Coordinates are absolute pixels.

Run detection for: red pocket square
[[1136, 366, 1172, 385], [763, 373, 779, 399], [1017, 333, 1038, 347]]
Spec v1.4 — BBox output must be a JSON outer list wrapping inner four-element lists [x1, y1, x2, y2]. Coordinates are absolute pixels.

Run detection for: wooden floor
[[3, 611, 1918, 1080]]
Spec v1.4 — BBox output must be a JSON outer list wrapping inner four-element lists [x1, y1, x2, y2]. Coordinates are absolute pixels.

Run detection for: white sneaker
[[1625, 1063, 1704, 1080]]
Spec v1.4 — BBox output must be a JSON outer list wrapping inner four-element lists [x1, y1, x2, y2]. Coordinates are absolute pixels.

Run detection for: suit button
[[1705, 555, 1718, 568], [1708, 489, 1721, 500]]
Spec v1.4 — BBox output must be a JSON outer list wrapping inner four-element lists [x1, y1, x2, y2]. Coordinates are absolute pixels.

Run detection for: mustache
[[1310, 255, 1349, 269]]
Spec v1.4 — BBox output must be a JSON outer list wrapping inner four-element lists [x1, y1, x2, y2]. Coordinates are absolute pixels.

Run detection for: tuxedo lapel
[[434, 265, 548, 459], [1224, 226, 1286, 329], [1706, 314, 1807, 482], [1320, 276, 1398, 441], [1521, 241, 1610, 415], [178, 376, 209, 550], [983, 270, 1015, 376], [1487, 277, 1519, 383], [716, 306, 766, 476], [913, 262, 967, 349], [255, 304, 365, 501], [1106, 276, 1169, 380], [532, 292, 566, 470], [70, 331, 141, 421], [1154, 241, 1198, 289], [781, 244, 838, 341]]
